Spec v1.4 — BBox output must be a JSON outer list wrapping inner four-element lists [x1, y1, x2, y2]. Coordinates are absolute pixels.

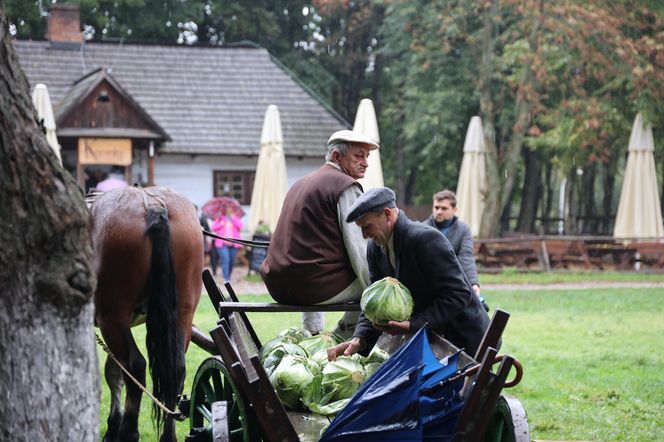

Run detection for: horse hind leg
[[159, 342, 186, 442], [103, 355, 124, 442], [117, 333, 146, 442]]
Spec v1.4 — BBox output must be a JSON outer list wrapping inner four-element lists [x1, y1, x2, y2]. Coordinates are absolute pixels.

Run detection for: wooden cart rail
[[218, 302, 361, 313], [199, 270, 528, 441]]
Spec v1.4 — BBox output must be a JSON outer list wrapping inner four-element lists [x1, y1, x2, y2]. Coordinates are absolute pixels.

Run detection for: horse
[[90, 186, 203, 442]]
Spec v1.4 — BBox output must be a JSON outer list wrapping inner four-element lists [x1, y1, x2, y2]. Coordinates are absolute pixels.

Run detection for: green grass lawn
[[97, 287, 664, 441], [480, 269, 664, 284]]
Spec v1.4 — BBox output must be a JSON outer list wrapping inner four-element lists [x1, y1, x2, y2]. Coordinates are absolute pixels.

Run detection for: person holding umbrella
[[212, 205, 243, 282]]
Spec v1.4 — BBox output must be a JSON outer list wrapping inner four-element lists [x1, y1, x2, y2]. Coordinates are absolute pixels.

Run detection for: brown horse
[[90, 186, 203, 442]]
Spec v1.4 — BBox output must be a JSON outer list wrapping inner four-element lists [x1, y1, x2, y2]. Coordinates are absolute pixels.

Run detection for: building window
[[213, 171, 255, 204]]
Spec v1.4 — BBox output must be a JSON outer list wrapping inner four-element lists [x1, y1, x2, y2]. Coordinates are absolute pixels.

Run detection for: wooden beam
[[218, 302, 361, 313]]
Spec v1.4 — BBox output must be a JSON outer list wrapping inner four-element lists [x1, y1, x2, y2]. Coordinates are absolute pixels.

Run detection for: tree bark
[[478, 0, 542, 238], [581, 163, 596, 234], [542, 161, 554, 233], [602, 154, 618, 234], [0, 9, 99, 441], [564, 168, 578, 235], [516, 147, 542, 233]]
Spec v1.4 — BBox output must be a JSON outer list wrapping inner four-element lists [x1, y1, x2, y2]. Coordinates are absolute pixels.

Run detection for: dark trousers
[[209, 245, 219, 275]]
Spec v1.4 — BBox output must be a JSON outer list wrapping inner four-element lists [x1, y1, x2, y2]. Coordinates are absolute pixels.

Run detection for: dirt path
[[210, 264, 664, 295]]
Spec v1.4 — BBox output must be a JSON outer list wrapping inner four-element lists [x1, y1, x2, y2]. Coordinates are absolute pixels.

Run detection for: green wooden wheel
[[483, 395, 530, 442], [188, 357, 252, 442]]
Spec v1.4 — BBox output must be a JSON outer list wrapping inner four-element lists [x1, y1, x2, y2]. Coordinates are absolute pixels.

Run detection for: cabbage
[[361, 276, 414, 324], [363, 362, 383, 379], [321, 356, 366, 402], [362, 346, 390, 365], [310, 349, 330, 366], [262, 342, 307, 376], [302, 373, 351, 416], [269, 355, 320, 410], [259, 335, 298, 362], [277, 327, 312, 342], [298, 331, 343, 356]]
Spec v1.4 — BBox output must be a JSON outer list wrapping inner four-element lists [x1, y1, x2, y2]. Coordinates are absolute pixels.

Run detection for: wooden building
[[14, 4, 348, 208]]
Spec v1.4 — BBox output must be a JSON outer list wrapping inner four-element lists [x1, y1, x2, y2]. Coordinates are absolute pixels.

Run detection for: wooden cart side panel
[[219, 312, 300, 442], [473, 309, 509, 362], [248, 356, 302, 442], [454, 346, 498, 437]]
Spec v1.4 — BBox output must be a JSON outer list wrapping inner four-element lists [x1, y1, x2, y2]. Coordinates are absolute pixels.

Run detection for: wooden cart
[[182, 270, 529, 441]]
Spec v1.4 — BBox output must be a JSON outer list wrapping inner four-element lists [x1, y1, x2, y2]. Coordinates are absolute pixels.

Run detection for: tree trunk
[[0, 10, 99, 441], [516, 147, 542, 233], [581, 163, 596, 234], [478, 0, 542, 238], [601, 153, 617, 234], [404, 164, 418, 206], [542, 161, 554, 234], [564, 168, 578, 234]]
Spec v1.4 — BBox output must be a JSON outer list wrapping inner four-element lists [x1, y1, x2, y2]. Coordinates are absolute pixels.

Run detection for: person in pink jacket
[[212, 206, 243, 281]]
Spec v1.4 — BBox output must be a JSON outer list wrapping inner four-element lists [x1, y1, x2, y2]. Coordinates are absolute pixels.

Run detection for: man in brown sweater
[[260, 130, 379, 334]]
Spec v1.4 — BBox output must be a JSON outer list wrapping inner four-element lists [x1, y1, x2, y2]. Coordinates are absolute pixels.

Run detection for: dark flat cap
[[346, 187, 397, 223]]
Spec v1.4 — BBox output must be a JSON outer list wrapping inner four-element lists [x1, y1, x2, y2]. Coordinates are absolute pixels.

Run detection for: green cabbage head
[[298, 331, 343, 356], [321, 356, 366, 402], [361, 276, 414, 324], [269, 354, 320, 410]]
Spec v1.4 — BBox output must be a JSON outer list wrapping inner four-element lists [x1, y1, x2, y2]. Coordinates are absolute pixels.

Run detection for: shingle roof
[[14, 40, 348, 156]]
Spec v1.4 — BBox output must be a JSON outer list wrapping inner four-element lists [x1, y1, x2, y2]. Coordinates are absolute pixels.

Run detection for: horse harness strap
[[95, 333, 186, 421], [141, 187, 167, 212]]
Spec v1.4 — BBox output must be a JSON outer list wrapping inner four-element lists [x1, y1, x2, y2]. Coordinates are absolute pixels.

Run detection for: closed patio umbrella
[[353, 99, 383, 190], [31, 83, 62, 164], [456, 116, 486, 237], [614, 113, 664, 239], [249, 104, 288, 234]]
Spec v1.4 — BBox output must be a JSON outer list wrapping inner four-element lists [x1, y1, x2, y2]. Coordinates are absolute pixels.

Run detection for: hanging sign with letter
[[78, 138, 132, 165]]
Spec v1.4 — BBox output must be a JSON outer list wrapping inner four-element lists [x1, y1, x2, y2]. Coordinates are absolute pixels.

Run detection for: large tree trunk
[[516, 147, 542, 233], [478, 0, 541, 238], [602, 153, 618, 234], [0, 9, 99, 441], [542, 161, 554, 234], [564, 168, 578, 234], [581, 163, 597, 234]]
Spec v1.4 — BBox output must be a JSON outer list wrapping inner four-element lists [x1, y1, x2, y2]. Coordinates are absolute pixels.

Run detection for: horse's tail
[[144, 207, 182, 431]]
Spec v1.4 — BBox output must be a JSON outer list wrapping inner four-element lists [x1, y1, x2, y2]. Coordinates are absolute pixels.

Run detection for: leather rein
[[202, 229, 270, 248]]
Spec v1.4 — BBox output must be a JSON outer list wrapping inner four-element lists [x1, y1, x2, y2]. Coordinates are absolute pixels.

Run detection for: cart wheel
[[483, 395, 530, 442], [188, 357, 251, 442]]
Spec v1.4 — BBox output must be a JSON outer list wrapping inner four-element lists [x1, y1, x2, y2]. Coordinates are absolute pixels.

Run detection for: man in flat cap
[[328, 187, 491, 359], [260, 130, 379, 335]]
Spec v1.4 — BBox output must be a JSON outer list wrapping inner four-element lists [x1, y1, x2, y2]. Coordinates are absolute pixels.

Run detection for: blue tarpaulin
[[320, 328, 465, 442]]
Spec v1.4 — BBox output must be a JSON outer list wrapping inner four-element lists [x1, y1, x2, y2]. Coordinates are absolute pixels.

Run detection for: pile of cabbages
[[259, 328, 389, 415]]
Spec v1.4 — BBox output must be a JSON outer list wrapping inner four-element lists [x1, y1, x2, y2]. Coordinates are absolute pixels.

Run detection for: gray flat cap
[[328, 129, 379, 150], [346, 187, 397, 223]]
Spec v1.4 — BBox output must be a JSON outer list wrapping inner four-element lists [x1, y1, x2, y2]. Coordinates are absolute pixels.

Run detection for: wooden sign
[[78, 138, 132, 165]]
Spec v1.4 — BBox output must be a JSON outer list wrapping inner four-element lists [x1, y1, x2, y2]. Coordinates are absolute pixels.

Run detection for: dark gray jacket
[[354, 212, 490, 356], [425, 215, 479, 287]]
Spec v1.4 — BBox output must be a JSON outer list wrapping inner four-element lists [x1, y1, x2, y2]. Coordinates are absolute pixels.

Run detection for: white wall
[[154, 154, 323, 234]]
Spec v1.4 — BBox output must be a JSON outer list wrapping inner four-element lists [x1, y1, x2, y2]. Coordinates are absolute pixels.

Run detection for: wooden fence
[[474, 236, 664, 271]]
